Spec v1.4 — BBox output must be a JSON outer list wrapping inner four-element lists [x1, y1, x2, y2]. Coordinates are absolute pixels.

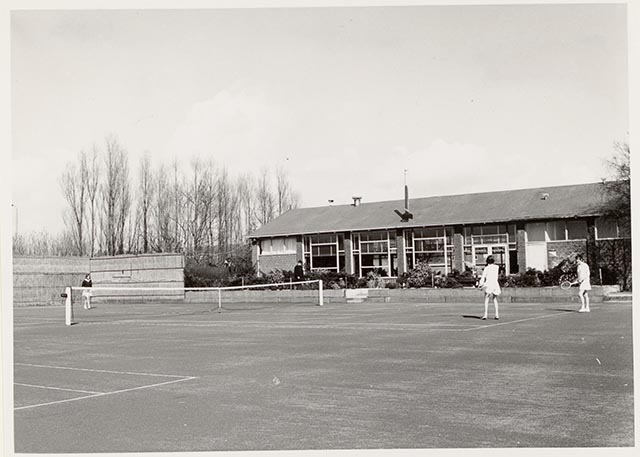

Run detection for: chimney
[[352, 196, 362, 207]]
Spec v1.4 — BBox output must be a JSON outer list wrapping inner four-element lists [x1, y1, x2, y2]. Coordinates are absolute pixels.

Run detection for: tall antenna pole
[[404, 170, 409, 209]]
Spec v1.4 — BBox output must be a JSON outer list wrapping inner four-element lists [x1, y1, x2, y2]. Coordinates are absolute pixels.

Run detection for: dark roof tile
[[250, 182, 609, 238]]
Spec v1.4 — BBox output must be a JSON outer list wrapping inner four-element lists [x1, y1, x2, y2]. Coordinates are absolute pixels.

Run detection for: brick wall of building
[[516, 229, 527, 272], [546, 240, 587, 269], [258, 254, 298, 275], [452, 233, 465, 272]]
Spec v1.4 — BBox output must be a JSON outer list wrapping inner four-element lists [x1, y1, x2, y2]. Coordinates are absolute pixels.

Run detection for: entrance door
[[473, 244, 509, 275]]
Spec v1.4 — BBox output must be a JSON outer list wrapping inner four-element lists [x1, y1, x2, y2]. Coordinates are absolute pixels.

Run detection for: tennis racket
[[560, 280, 575, 290]]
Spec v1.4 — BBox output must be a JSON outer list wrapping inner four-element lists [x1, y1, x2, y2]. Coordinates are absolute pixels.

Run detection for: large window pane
[[596, 218, 618, 239], [313, 256, 337, 269], [546, 221, 566, 241], [526, 222, 546, 242], [566, 220, 588, 240]]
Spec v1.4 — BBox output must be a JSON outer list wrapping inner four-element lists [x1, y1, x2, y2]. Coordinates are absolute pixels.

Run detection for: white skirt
[[483, 284, 501, 296]]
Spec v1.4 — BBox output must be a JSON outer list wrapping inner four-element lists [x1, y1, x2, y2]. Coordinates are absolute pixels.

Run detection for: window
[[595, 218, 619, 239], [261, 237, 296, 254], [526, 223, 546, 242], [465, 225, 509, 245], [304, 233, 344, 271], [546, 221, 566, 241], [358, 230, 396, 277], [411, 227, 453, 272], [566, 220, 587, 240]]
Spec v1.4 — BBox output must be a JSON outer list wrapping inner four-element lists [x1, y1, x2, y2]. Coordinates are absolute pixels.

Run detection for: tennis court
[[13, 296, 634, 452]]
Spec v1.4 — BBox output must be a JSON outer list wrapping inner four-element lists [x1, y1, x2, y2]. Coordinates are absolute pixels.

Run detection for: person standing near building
[[479, 256, 500, 320], [576, 254, 591, 313], [293, 260, 305, 282], [81, 273, 92, 310]]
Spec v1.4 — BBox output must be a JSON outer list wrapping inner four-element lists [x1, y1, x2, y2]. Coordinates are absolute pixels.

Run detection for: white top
[[481, 264, 501, 295], [577, 262, 591, 291]]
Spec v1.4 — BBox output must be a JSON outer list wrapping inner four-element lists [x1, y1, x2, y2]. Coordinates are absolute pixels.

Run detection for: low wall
[[189, 285, 621, 305], [342, 285, 622, 304], [90, 253, 184, 289], [13, 253, 185, 306], [13, 256, 91, 306]]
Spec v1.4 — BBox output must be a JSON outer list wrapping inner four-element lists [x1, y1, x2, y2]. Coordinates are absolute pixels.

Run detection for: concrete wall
[[89, 253, 185, 301], [13, 253, 185, 306], [13, 256, 91, 306], [189, 285, 620, 305]]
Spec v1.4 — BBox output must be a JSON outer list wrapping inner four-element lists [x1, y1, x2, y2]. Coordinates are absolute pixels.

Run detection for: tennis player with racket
[[559, 255, 591, 312], [575, 255, 591, 312]]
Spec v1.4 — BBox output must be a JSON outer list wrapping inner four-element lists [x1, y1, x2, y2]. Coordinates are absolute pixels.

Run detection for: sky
[[7, 1, 631, 236]]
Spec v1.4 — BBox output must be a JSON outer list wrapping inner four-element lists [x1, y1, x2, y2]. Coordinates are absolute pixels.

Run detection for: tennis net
[[64, 279, 324, 325]]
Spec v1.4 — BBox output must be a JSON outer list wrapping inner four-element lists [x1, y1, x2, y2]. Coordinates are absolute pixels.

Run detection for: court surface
[[13, 299, 635, 452]]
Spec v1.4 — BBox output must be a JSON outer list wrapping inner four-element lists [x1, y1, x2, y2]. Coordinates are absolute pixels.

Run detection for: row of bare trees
[[14, 134, 299, 260]]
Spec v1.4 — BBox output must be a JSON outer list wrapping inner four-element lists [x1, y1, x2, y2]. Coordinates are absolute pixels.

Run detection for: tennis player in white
[[479, 255, 500, 320], [576, 254, 591, 313]]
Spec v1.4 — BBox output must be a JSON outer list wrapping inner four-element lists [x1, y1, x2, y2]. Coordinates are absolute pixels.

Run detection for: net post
[[318, 280, 324, 306], [64, 287, 73, 326], [218, 288, 222, 313]]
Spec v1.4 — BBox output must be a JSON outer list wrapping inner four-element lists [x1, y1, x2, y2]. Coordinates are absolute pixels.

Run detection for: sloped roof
[[249, 182, 610, 238]]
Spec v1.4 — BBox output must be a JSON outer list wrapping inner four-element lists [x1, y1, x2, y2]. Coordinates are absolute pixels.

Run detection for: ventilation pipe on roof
[[541, 192, 550, 200], [352, 196, 362, 207]]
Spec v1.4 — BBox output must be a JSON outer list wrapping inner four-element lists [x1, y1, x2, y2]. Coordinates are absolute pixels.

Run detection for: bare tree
[[138, 152, 154, 253], [256, 168, 275, 225], [101, 135, 131, 255], [86, 144, 101, 256], [237, 173, 257, 236], [59, 151, 88, 255], [152, 164, 174, 252], [602, 141, 631, 228]]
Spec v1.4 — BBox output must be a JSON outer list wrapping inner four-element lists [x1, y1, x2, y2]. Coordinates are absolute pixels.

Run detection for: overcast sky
[[8, 1, 630, 236]]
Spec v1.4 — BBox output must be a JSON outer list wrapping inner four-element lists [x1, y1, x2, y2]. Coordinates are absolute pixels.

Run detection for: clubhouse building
[[249, 182, 629, 278]]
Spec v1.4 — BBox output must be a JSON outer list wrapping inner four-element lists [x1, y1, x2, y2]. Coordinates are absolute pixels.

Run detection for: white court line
[[15, 363, 190, 378], [15, 376, 197, 411], [459, 312, 569, 332], [15, 383, 103, 395], [114, 320, 473, 331]]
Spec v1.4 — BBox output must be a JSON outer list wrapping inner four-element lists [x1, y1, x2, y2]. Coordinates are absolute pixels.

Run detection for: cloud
[[166, 82, 286, 171]]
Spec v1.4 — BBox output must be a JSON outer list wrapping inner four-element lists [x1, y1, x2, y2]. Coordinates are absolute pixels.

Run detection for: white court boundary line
[[14, 363, 198, 411], [459, 311, 571, 332], [15, 362, 190, 378], [15, 383, 103, 395]]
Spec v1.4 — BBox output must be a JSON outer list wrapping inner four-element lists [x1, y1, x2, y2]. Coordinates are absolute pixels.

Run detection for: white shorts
[[82, 289, 92, 298]]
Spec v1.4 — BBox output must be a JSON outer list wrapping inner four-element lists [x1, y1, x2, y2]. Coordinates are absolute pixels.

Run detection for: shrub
[[366, 270, 385, 288], [306, 270, 358, 289], [406, 261, 434, 288]]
